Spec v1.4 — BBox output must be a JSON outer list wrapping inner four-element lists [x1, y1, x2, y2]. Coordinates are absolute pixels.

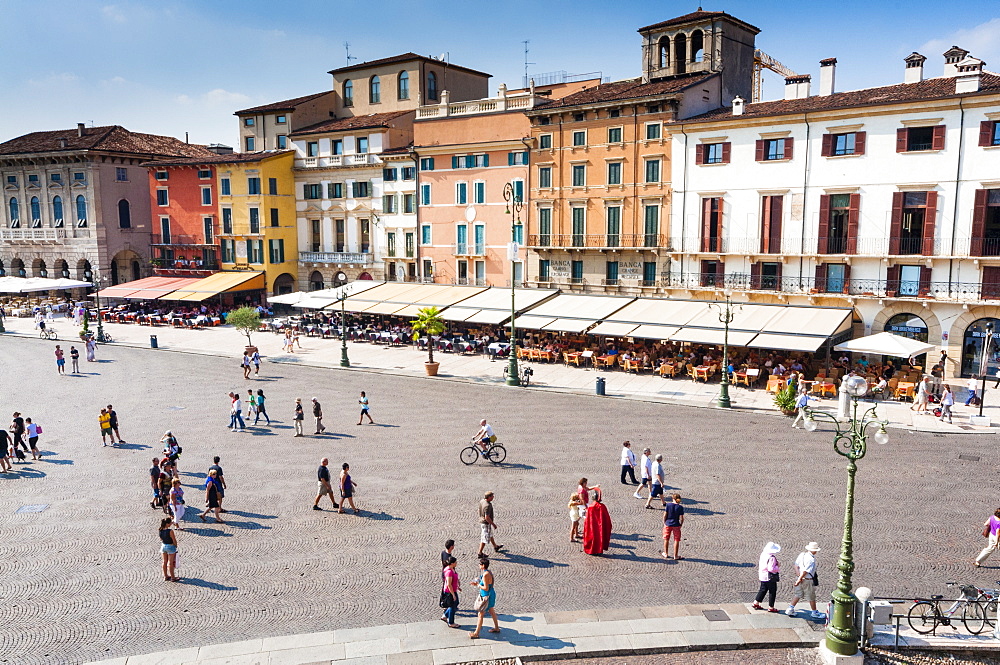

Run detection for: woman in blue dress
[[469, 557, 500, 639]]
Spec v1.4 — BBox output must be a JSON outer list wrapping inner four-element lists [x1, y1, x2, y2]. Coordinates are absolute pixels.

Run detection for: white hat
[[764, 542, 781, 554], [805, 542, 821, 552]]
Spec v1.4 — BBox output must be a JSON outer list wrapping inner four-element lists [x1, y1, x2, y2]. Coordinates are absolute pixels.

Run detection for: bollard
[[150, 335, 158, 349], [596, 376, 606, 396]]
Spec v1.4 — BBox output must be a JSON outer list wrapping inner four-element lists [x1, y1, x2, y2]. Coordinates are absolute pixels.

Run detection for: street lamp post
[[802, 375, 889, 657], [709, 294, 737, 408], [339, 290, 350, 368], [88, 269, 107, 343], [978, 322, 994, 418], [503, 182, 522, 387]]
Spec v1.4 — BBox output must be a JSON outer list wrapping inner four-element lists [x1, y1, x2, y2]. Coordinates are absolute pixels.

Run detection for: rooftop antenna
[[522, 40, 535, 89], [344, 42, 357, 66]]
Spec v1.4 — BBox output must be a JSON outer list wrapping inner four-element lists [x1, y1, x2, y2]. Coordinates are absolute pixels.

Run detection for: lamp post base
[[818, 640, 863, 665], [717, 383, 732, 409], [340, 344, 350, 368]]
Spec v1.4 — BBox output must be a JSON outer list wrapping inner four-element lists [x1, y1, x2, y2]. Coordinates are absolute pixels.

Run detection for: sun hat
[[764, 542, 781, 554], [805, 542, 821, 552]]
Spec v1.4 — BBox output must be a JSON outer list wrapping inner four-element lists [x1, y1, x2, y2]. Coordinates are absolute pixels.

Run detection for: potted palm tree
[[773, 384, 798, 416], [411, 306, 446, 376]]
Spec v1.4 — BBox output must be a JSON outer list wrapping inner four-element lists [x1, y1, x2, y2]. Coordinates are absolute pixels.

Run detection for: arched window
[[427, 72, 438, 101], [343, 79, 353, 106], [76, 195, 88, 226], [658, 37, 670, 68], [369, 75, 381, 104], [8, 197, 18, 225], [30, 196, 40, 223], [118, 199, 131, 229], [962, 318, 1000, 377], [674, 33, 687, 74], [397, 71, 410, 100], [52, 196, 63, 225], [309, 270, 324, 291], [691, 30, 704, 63]]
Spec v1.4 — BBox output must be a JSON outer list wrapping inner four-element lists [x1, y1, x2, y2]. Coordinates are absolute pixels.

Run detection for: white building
[[668, 47, 1000, 377], [379, 147, 419, 281]]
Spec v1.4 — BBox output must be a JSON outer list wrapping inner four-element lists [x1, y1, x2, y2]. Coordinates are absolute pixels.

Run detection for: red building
[[143, 159, 223, 275]]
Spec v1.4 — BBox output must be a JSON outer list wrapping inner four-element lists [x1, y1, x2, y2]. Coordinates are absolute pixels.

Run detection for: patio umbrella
[[833, 332, 935, 359]]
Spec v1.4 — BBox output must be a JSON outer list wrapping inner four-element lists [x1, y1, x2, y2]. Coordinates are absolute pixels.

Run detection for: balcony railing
[[0, 228, 66, 242], [453, 277, 489, 286], [297, 154, 382, 169], [299, 251, 373, 265], [150, 234, 214, 246], [527, 233, 668, 249]]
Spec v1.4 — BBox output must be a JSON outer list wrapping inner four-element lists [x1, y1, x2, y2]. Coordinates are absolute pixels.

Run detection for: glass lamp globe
[[844, 375, 869, 397], [855, 586, 873, 602], [873, 425, 889, 445], [805, 417, 819, 432]]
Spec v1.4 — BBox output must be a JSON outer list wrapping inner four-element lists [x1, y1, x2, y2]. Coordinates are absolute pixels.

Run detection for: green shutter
[[483, 154, 489, 167], [508, 153, 514, 166], [452, 156, 459, 169]]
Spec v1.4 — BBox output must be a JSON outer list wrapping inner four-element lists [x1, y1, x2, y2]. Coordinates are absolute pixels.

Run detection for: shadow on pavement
[[39, 456, 73, 465], [224, 510, 277, 520], [175, 577, 238, 591], [114, 442, 151, 450], [680, 557, 754, 568], [495, 462, 537, 471], [498, 551, 569, 569], [5, 466, 47, 479], [182, 526, 233, 538], [365, 510, 403, 521]]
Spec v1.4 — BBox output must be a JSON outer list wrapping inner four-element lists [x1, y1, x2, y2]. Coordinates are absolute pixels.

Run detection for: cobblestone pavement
[[572, 649, 822, 665], [0, 334, 996, 664]]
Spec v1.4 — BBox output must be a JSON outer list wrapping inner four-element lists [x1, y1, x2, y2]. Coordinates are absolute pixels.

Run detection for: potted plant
[[227, 306, 261, 353], [773, 384, 798, 416], [411, 306, 446, 376], [79, 309, 90, 340]]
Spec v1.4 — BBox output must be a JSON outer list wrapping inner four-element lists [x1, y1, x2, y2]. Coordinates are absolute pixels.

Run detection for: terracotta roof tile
[[327, 52, 490, 78], [290, 111, 413, 137], [0, 125, 217, 158], [234, 91, 333, 115], [677, 73, 1000, 124], [141, 150, 294, 167], [380, 145, 413, 156], [528, 73, 715, 111], [638, 10, 760, 34]]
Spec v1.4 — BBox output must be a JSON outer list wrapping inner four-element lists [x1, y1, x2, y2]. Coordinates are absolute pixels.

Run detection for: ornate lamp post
[[978, 322, 994, 418], [708, 293, 738, 408], [503, 182, 522, 386], [338, 289, 350, 368], [803, 374, 889, 657], [87, 267, 107, 343]]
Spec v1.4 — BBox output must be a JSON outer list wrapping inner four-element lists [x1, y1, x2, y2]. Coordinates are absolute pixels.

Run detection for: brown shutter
[[885, 264, 900, 297], [769, 196, 783, 254], [695, 145, 704, 166], [983, 266, 1000, 300], [854, 131, 866, 155], [721, 142, 731, 164], [896, 128, 908, 153], [841, 263, 852, 294], [774, 261, 783, 290], [760, 198, 771, 253], [931, 125, 946, 151], [922, 191, 938, 255], [889, 192, 905, 254], [919, 266, 932, 296], [979, 121, 994, 147], [755, 139, 765, 161], [814, 263, 827, 292], [817, 194, 831, 254], [701, 198, 712, 252], [783, 137, 794, 161], [750, 261, 761, 290], [846, 193, 860, 255], [700, 260, 711, 285], [821, 134, 833, 157], [971, 188, 989, 256], [715, 260, 724, 280]]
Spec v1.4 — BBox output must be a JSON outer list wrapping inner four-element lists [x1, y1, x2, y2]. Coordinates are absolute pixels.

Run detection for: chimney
[[77, 123, 85, 137], [57, 138, 68, 149], [904, 52, 926, 83], [732, 96, 745, 116], [819, 58, 837, 96], [955, 57, 985, 93], [784, 75, 811, 100], [942, 46, 970, 76]]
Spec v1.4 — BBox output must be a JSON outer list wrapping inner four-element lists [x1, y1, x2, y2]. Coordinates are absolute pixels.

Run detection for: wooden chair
[[564, 352, 582, 367]]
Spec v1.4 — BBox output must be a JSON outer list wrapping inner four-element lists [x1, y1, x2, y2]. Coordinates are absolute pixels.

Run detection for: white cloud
[[27, 72, 80, 87], [101, 4, 127, 24], [919, 18, 1000, 73], [175, 89, 252, 108]]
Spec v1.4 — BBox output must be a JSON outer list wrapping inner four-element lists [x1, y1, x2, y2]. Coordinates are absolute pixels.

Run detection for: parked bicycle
[[957, 581, 1000, 635], [39, 326, 57, 341], [502, 364, 533, 386], [460, 439, 507, 465], [907, 582, 990, 634]]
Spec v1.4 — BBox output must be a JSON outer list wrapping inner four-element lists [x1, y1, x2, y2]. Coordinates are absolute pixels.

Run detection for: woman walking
[[159, 517, 179, 582], [751, 542, 781, 612], [939, 385, 955, 423], [168, 478, 186, 530], [242, 352, 252, 379], [441, 556, 460, 628], [199, 469, 224, 524], [255, 389, 270, 425], [468, 557, 500, 639], [85, 337, 97, 362], [25, 418, 40, 460], [975, 508, 1000, 567], [293, 398, 304, 437], [338, 463, 359, 514]]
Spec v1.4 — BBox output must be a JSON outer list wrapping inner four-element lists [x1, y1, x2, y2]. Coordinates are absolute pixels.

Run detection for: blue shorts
[[160, 544, 177, 554], [56, 359, 65, 366]]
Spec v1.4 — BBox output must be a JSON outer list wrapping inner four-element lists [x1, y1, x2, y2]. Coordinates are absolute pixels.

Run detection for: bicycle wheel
[[963, 600, 987, 634], [460, 446, 480, 465], [984, 599, 997, 628], [907, 601, 939, 634], [486, 444, 506, 464], [39, 330, 46, 339], [49, 331, 58, 340], [521, 372, 530, 387]]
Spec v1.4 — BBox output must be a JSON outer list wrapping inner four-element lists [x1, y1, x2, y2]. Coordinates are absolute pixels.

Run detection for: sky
[[1, 0, 998, 148]]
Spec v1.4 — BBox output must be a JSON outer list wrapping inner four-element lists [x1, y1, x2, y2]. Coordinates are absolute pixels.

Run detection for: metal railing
[[297, 154, 381, 169], [150, 234, 215, 246], [0, 228, 66, 242], [299, 251, 373, 265], [527, 233, 668, 249]]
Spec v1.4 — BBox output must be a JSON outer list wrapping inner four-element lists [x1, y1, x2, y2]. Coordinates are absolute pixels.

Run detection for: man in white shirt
[[965, 375, 980, 406], [619, 441, 638, 485], [785, 542, 825, 619], [634, 448, 653, 499], [474, 419, 496, 452], [645, 454, 666, 509]]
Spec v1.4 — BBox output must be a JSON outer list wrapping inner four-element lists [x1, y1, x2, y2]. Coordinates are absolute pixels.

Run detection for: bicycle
[[502, 364, 533, 386], [96, 330, 114, 343], [906, 582, 986, 634], [964, 581, 1000, 634], [39, 327, 57, 341], [460, 439, 507, 465]]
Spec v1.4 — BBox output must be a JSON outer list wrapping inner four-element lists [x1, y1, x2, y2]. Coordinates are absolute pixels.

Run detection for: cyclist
[[473, 419, 496, 453]]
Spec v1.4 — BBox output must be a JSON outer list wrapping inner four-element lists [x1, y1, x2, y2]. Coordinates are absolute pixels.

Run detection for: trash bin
[[596, 376, 606, 396], [150, 335, 158, 349]]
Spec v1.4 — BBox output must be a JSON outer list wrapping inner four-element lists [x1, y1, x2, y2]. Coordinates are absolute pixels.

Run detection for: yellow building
[[216, 151, 299, 294]]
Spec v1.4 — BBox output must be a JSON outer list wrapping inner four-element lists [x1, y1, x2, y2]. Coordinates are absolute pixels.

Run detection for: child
[[247, 389, 258, 422], [568, 492, 583, 542], [357, 391, 374, 425]]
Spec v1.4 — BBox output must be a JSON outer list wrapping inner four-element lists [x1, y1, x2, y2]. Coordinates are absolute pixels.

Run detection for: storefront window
[[961, 318, 1000, 378], [885, 313, 929, 367]]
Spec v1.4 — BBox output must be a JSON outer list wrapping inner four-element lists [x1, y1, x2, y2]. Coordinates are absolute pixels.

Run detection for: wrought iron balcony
[[527, 233, 667, 249], [299, 251, 373, 265], [0, 228, 66, 242]]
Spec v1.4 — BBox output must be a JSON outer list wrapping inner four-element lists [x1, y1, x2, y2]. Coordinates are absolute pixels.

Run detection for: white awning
[[748, 333, 830, 353], [513, 315, 557, 330], [669, 328, 758, 346], [542, 318, 598, 334], [630, 324, 681, 340], [589, 321, 640, 337]]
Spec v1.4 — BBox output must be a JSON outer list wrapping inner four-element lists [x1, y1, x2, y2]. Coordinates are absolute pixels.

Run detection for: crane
[[753, 49, 798, 103]]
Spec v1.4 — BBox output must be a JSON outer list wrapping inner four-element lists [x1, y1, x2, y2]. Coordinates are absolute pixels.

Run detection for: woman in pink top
[[577, 478, 599, 516], [752, 542, 781, 612], [440, 556, 460, 627], [974, 508, 1000, 567]]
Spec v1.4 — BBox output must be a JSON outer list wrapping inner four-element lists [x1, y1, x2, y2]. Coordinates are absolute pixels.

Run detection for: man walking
[[312, 397, 325, 434], [251, 348, 261, 375], [634, 447, 652, 499], [228, 392, 245, 432], [313, 458, 339, 510], [208, 456, 227, 513], [10, 412, 26, 454], [785, 542, 825, 619], [477, 491, 504, 556], [645, 454, 667, 509], [791, 391, 810, 428], [107, 404, 125, 444], [619, 440, 638, 484], [357, 391, 374, 425], [662, 493, 685, 560]]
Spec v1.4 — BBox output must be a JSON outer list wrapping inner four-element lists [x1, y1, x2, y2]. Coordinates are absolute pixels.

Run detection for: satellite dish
[[465, 206, 476, 222], [438, 53, 447, 61], [346, 200, 359, 211]]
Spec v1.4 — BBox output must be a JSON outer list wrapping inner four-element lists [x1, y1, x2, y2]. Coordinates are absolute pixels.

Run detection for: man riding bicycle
[[473, 419, 496, 452]]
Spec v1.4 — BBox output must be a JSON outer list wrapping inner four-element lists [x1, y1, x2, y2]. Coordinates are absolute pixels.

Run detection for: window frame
[[538, 166, 552, 189], [571, 164, 586, 187], [201, 186, 212, 206], [156, 188, 169, 206], [644, 158, 661, 183], [455, 181, 468, 206], [607, 161, 622, 186], [539, 133, 553, 149], [572, 130, 587, 147], [420, 183, 432, 206], [645, 123, 662, 140], [607, 126, 623, 144]]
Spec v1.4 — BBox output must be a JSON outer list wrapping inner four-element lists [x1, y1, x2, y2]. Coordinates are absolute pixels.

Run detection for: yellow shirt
[[99, 413, 111, 429]]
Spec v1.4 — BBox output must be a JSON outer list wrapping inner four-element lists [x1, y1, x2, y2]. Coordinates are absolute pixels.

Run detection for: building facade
[[380, 147, 419, 282], [0, 124, 213, 286], [235, 91, 336, 153]]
